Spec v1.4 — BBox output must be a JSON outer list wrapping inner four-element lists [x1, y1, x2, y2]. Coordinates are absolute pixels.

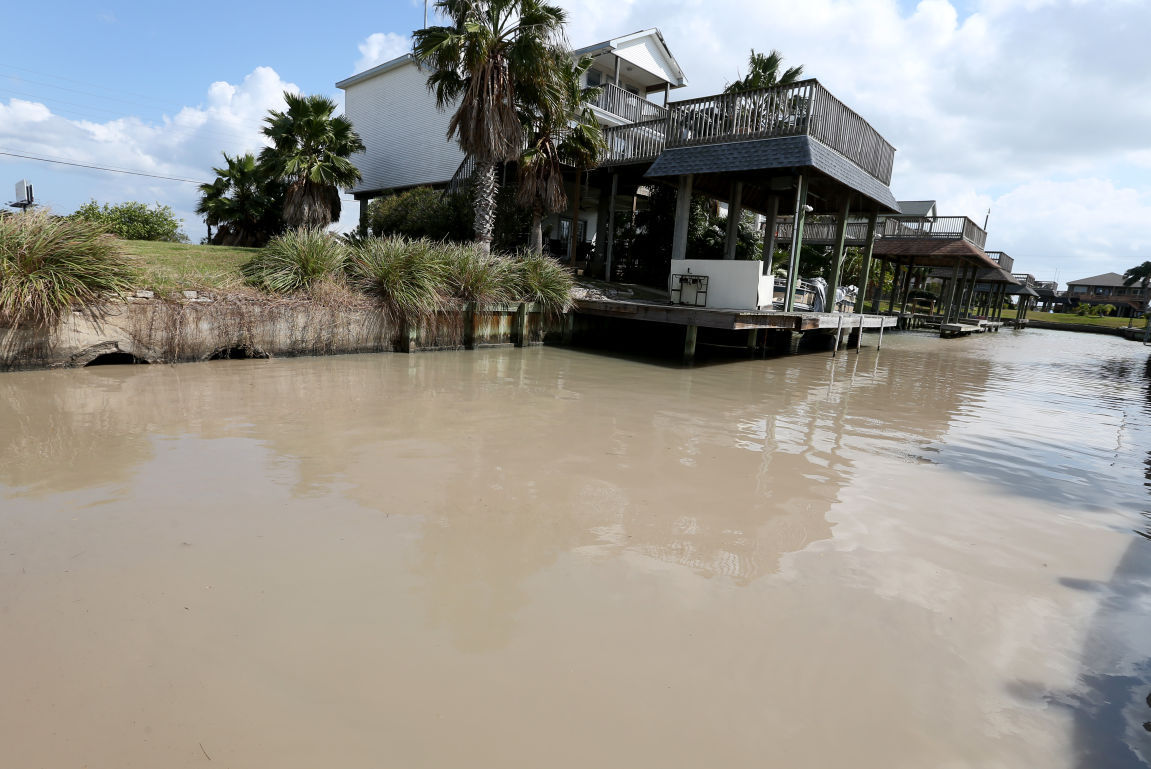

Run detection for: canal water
[[1, 328, 1149, 768]]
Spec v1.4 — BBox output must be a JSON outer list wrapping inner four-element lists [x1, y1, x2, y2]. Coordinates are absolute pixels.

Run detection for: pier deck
[[573, 298, 898, 332]]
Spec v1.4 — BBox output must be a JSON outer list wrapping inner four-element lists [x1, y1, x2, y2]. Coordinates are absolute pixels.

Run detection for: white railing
[[591, 83, 669, 124]]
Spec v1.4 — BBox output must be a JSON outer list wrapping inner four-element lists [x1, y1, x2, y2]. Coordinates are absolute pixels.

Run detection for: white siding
[[342, 60, 465, 195], [614, 38, 676, 85]]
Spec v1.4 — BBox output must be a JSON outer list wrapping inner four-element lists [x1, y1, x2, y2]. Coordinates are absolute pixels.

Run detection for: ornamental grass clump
[[241, 227, 348, 293], [347, 236, 445, 321], [0, 209, 138, 328], [511, 250, 573, 315], [439, 242, 517, 305]]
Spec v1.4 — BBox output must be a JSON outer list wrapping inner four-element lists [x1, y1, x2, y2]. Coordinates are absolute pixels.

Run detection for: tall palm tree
[[559, 106, 607, 265], [413, 0, 567, 255], [724, 49, 805, 93], [1122, 260, 1151, 326], [515, 54, 602, 254], [259, 93, 365, 230], [195, 153, 285, 247]]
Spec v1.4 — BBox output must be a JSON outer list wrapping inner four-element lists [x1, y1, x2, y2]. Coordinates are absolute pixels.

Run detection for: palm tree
[[559, 106, 607, 265], [1122, 260, 1151, 326], [259, 93, 365, 230], [195, 153, 285, 247], [413, 0, 567, 255], [515, 54, 603, 254], [724, 49, 805, 93]]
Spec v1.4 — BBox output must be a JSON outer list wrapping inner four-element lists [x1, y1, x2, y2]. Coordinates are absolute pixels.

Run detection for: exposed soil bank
[[0, 294, 557, 370]]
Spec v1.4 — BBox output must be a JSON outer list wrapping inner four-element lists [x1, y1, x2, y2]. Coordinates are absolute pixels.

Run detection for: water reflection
[[3, 330, 1151, 766]]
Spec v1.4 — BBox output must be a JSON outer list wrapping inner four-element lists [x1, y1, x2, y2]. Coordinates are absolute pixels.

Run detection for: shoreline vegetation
[[1, 212, 573, 328]]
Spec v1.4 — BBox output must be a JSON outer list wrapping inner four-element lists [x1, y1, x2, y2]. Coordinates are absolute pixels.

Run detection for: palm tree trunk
[[567, 169, 582, 265], [473, 161, 498, 255], [529, 205, 544, 255]]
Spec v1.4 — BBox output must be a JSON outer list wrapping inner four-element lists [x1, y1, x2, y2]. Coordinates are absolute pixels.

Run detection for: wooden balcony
[[985, 251, 1014, 272], [590, 82, 669, 124], [599, 79, 896, 185], [773, 215, 989, 252]]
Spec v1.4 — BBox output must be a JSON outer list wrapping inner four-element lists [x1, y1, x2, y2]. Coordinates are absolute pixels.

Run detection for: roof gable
[[1067, 272, 1127, 287]]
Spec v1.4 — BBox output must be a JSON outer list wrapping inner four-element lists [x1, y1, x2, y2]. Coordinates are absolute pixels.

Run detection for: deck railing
[[774, 216, 872, 245], [770, 214, 988, 251], [985, 251, 1014, 272], [591, 82, 669, 124], [880, 216, 988, 250], [600, 79, 896, 185]]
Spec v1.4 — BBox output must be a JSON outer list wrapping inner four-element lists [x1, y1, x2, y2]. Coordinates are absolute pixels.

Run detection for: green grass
[[998, 308, 1147, 328], [122, 239, 258, 293]]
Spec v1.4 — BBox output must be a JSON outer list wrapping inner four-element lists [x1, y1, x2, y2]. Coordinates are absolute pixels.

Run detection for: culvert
[[207, 346, 268, 361], [84, 352, 149, 367]]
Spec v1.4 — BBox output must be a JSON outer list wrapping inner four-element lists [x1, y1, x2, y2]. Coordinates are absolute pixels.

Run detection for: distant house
[[1065, 272, 1145, 316], [336, 28, 687, 254]]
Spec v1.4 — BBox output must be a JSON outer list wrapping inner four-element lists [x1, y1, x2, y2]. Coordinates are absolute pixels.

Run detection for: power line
[[0, 150, 205, 184]]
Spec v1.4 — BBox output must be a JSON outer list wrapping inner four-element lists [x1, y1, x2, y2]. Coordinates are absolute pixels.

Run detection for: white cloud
[[557, 0, 1151, 283], [0, 67, 299, 239], [355, 32, 411, 73]]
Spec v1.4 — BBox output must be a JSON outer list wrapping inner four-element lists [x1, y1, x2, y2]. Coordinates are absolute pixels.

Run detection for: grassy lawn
[[998, 308, 1147, 328], [121, 239, 257, 294]]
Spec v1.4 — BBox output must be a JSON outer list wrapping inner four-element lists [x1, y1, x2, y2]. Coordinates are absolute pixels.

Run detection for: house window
[[559, 217, 587, 243], [586, 69, 603, 87], [1094, 287, 1109, 296], [1072, 285, 1087, 294]]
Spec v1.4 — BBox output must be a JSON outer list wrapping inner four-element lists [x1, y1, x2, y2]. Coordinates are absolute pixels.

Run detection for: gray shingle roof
[[896, 200, 936, 217], [1067, 272, 1127, 287], [644, 135, 899, 212]]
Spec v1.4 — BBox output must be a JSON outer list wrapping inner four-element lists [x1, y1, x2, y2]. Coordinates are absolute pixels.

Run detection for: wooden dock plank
[[573, 299, 898, 332]]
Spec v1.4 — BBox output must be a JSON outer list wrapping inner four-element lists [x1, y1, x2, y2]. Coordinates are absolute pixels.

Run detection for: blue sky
[[2, 0, 1149, 286]]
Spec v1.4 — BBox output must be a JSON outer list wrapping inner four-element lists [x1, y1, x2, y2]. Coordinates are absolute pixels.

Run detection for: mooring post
[[683, 325, 698, 363], [561, 310, 574, 345], [832, 313, 844, 357], [877, 316, 885, 350], [856, 313, 865, 354], [404, 320, 419, 353], [463, 301, 477, 349], [513, 302, 528, 347], [747, 328, 759, 351]]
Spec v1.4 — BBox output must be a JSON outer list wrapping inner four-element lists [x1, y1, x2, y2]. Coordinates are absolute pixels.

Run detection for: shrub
[[440, 242, 516, 305], [367, 187, 471, 241], [347, 236, 445, 320], [241, 227, 348, 293], [0, 209, 138, 327], [511, 251, 574, 315], [70, 200, 188, 242]]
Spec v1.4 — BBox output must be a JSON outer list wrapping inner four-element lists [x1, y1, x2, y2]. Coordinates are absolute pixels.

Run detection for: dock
[[572, 297, 898, 361]]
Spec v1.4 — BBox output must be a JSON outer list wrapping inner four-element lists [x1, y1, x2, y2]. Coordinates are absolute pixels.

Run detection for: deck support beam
[[723, 181, 744, 260], [672, 174, 694, 262], [784, 175, 809, 313], [873, 259, 886, 314], [683, 324, 698, 363], [856, 212, 878, 317], [358, 198, 370, 236], [826, 196, 852, 311], [604, 172, 618, 282], [762, 195, 780, 269]]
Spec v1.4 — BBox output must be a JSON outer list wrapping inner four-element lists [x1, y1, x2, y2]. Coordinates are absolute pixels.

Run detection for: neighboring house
[[1065, 273, 1146, 316], [336, 28, 687, 250]]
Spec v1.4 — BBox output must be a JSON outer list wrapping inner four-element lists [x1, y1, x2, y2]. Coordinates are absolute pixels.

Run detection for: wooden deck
[[574, 297, 899, 332], [939, 320, 1004, 338]]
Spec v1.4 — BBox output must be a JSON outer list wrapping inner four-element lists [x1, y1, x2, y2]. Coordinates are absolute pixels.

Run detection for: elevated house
[[1065, 272, 1146, 317], [339, 27, 906, 317], [337, 29, 687, 253]]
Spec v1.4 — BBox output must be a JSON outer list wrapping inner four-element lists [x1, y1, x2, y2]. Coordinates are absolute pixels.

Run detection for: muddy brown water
[[2, 328, 1150, 768]]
